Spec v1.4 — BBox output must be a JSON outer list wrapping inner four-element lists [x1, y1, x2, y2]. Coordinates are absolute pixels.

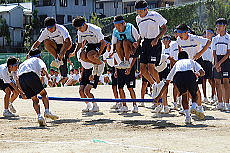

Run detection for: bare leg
[[128, 88, 136, 106], [141, 81, 148, 99], [9, 89, 19, 104], [112, 85, 119, 99], [140, 63, 155, 85], [39, 89, 49, 109], [31, 96, 40, 115], [44, 39, 58, 59], [116, 41, 124, 61], [87, 50, 102, 65], [215, 79, 223, 103], [79, 85, 88, 104], [119, 88, 127, 106], [147, 63, 160, 83], [202, 78, 207, 98], [4, 87, 11, 110], [123, 40, 132, 61], [223, 78, 230, 103]]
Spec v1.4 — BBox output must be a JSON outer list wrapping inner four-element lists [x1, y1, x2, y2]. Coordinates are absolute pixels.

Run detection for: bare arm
[[99, 39, 107, 55], [31, 41, 41, 49], [193, 40, 212, 60], [151, 25, 167, 46], [215, 49, 230, 68], [69, 43, 82, 58], [154, 80, 170, 103]]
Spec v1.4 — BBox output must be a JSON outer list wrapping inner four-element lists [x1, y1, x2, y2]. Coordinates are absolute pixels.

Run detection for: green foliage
[[101, 0, 230, 35], [90, 12, 103, 28]]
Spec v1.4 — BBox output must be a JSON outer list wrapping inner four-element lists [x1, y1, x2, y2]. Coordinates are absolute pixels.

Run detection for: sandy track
[[0, 81, 229, 153]]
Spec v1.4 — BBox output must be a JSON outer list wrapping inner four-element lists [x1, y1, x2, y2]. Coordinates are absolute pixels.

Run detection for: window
[[60, 0, 67, 7], [82, 0, 86, 6], [67, 15, 72, 23], [56, 15, 65, 24], [75, 0, 79, 5], [96, 3, 103, 9], [114, 2, 118, 8]]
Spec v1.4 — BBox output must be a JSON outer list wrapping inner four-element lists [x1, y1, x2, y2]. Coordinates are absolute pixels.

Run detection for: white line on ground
[[0, 139, 194, 153]]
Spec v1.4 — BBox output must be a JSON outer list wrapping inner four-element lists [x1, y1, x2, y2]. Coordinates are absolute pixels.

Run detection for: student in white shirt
[[212, 18, 230, 111], [135, 0, 167, 98], [201, 29, 217, 104], [77, 48, 100, 112], [31, 17, 72, 82], [175, 24, 212, 113], [154, 51, 205, 124], [0, 57, 25, 117], [112, 15, 140, 69], [17, 49, 59, 126], [71, 16, 106, 77]]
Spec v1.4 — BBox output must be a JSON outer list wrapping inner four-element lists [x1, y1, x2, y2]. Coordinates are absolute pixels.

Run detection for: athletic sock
[[197, 106, 202, 110], [4, 109, 9, 112], [184, 109, 190, 118]]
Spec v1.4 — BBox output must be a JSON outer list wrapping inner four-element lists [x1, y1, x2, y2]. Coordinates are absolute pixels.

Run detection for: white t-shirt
[[201, 44, 213, 62], [136, 11, 167, 39], [73, 74, 81, 81], [212, 33, 230, 55], [166, 59, 203, 81], [78, 23, 104, 44], [162, 48, 170, 64], [17, 57, 47, 77], [169, 41, 179, 60], [112, 24, 140, 45], [37, 24, 71, 44], [0, 64, 14, 83], [177, 34, 209, 59], [77, 49, 93, 69]]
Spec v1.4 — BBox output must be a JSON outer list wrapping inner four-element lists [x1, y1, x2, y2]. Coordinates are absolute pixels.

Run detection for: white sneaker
[[224, 103, 230, 111], [44, 111, 59, 120], [92, 65, 98, 76], [155, 81, 165, 97], [91, 104, 99, 112], [162, 106, 170, 114], [111, 103, 122, 109], [185, 116, 192, 124], [202, 97, 209, 103], [152, 105, 163, 113], [3, 110, 16, 117], [151, 103, 157, 109], [138, 102, 145, 107], [190, 105, 198, 115], [9, 103, 16, 113], [132, 105, 138, 113], [97, 62, 105, 76], [216, 103, 225, 111], [38, 116, 46, 127], [197, 106, 205, 119], [120, 106, 129, 113], [151, 83, 157, 98], [82, 103, 92, 112]]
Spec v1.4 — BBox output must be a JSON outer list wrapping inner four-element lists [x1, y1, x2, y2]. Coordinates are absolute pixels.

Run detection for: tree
[[0, 18, 11, 47], [90, 12, 103, 28]]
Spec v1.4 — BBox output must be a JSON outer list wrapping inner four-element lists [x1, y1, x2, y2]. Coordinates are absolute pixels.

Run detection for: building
[[33, 0, 95, 25], [96, 0, 175, 17]]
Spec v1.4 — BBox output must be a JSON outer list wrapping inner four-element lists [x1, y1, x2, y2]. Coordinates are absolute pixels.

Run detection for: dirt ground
[[0, 80, 229, 153]]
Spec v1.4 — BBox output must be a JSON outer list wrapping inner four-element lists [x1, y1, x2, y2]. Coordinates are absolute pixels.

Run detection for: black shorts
[[0, 79, 13, 91], [213, 55, 230, 79], [202, 60, 213, 79], [195, 58, 204, 84], [86, 43, 106, 55], [19, 72, 44, 99], [174, 70, 198, 98], [80, 68, 99, 89], [111, 67, 118, 86], [140, 38, 162, 65], [56, 44, 68, 77], [117, 67, 136, 89], [159, 64, 170, 81]]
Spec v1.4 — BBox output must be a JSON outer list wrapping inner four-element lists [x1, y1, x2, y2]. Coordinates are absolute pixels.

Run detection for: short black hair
[[28, 48, 41, 57], [44, 17, 56, 27], [176, 24, 189, 31], [72, 16, 86, 27], [114, 15, 124, 22], [178, 51, 189, 60], [216, 18, 227, 25], [135, 0, 148, 9], [7, 56, 19, 67]]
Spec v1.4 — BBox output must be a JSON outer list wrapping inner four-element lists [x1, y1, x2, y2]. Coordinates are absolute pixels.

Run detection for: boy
[[31, 17, 72, 84], [0, 57, 26, 117], [71, 16, 106, 76], [154, 51, 205, 124], [212, 18, 230, 111], [175, 24, 211, 114], [135, 0, 167, 97], [17, 49, 59, 126], [112, 15, 140, 69]]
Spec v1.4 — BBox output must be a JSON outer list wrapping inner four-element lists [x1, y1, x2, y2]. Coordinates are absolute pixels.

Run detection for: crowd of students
[[0, 0, 229, 126]]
